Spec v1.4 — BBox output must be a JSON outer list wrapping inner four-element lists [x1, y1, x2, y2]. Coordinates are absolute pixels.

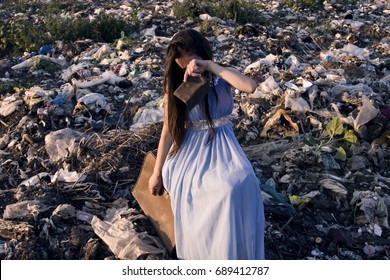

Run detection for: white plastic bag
[[45, 128, 81, 162], [91, 210, 166, 259]]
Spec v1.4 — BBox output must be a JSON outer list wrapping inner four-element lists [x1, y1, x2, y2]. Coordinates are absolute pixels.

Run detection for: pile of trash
[[1, 0, 389, 260]]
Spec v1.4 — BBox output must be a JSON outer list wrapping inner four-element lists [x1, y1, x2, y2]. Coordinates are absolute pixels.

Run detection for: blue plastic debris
[[38, 45, 55, 56], [257, 177, 297, 216]]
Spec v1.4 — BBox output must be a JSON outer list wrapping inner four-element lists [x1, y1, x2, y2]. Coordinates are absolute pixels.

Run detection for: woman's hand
[[149, 172, 163, 196], [184, 59, 209, 81]]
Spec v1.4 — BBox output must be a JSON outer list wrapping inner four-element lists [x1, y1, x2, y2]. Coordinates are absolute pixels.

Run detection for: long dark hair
[[164, 29, 214, 157]]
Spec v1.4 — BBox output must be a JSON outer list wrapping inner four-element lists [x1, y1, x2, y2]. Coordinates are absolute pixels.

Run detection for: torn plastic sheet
[[91, 210, 166, 259], [285, 95, 311, 113], [372, 224, 382, 237], [328, 103, 354, 128], [51, 169, 86, 183], [51, 204, 76, 219], [354, 95, 380, 131], [302, 82, 319, 110], [319, 179, 347, 198], [23, 86, 53, 109], [62, 62, 91, 82], [143, 24, 157, 37], [284, 55, 301, 72], [329, 19, 365, 33], [130, 107, 164, 131], [350, 191, 389, 229], [342, 43, 369, 57], [250, 76, 282, 99], [77, 92, 108, 113], [19, 172, 50, 187], [45, 128, 81, 162], [93, 44, 113, 61], [11, 55, 67, 70], [330, 83, 375, 97], [244, 53, 279, 73], [72, 76, 109, 88], [199, 13, 224, 24], [321, 43, 380, 65], [379, 74, 390, 85], [76, 210, 94, 224], [72, 70, 126, 88], [75, 88, 93, 100], [0, 95, 23, 117], [350, 21, 365, 32], [3, 200, 51, 219], [0, 134, 9, 149], [341, 43, 378, 64]]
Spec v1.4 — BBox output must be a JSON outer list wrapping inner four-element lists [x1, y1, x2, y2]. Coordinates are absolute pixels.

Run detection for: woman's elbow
[[247, 79, 258, 93]]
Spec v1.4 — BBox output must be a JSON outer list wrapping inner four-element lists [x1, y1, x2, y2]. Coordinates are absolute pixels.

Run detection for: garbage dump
[[0, 0, 389, 260]]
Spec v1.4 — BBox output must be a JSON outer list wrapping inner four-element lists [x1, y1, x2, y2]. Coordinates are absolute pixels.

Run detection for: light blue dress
[[162, 77, 265, 260]]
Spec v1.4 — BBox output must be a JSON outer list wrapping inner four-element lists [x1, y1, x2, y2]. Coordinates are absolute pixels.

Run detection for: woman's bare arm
[[184, 59, 257, 93], [148, 95, 173, 195]]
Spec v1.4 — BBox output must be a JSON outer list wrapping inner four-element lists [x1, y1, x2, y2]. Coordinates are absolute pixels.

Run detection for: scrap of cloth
[[162, 77, 265, 259]]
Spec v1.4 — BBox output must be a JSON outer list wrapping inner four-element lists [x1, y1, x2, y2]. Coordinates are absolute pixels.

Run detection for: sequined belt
[[185, 115, 232, 130]]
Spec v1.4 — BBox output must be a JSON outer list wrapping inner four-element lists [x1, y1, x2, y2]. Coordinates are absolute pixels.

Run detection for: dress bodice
[[186, 77, 233, 122]]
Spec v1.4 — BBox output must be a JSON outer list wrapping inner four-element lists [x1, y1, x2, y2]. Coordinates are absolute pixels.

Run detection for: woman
[[148, 29, 265, 260]]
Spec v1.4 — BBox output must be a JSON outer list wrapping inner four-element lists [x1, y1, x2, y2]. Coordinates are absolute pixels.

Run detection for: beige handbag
[[132, 151, 176, 257]]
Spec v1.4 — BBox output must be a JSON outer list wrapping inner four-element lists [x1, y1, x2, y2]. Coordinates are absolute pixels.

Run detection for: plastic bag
[[45, 128, 81, 162], [91, 212, 166, 259]]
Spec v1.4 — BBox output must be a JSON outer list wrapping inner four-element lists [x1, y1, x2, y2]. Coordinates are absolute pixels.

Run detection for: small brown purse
[[173, 75, 212, 110]]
